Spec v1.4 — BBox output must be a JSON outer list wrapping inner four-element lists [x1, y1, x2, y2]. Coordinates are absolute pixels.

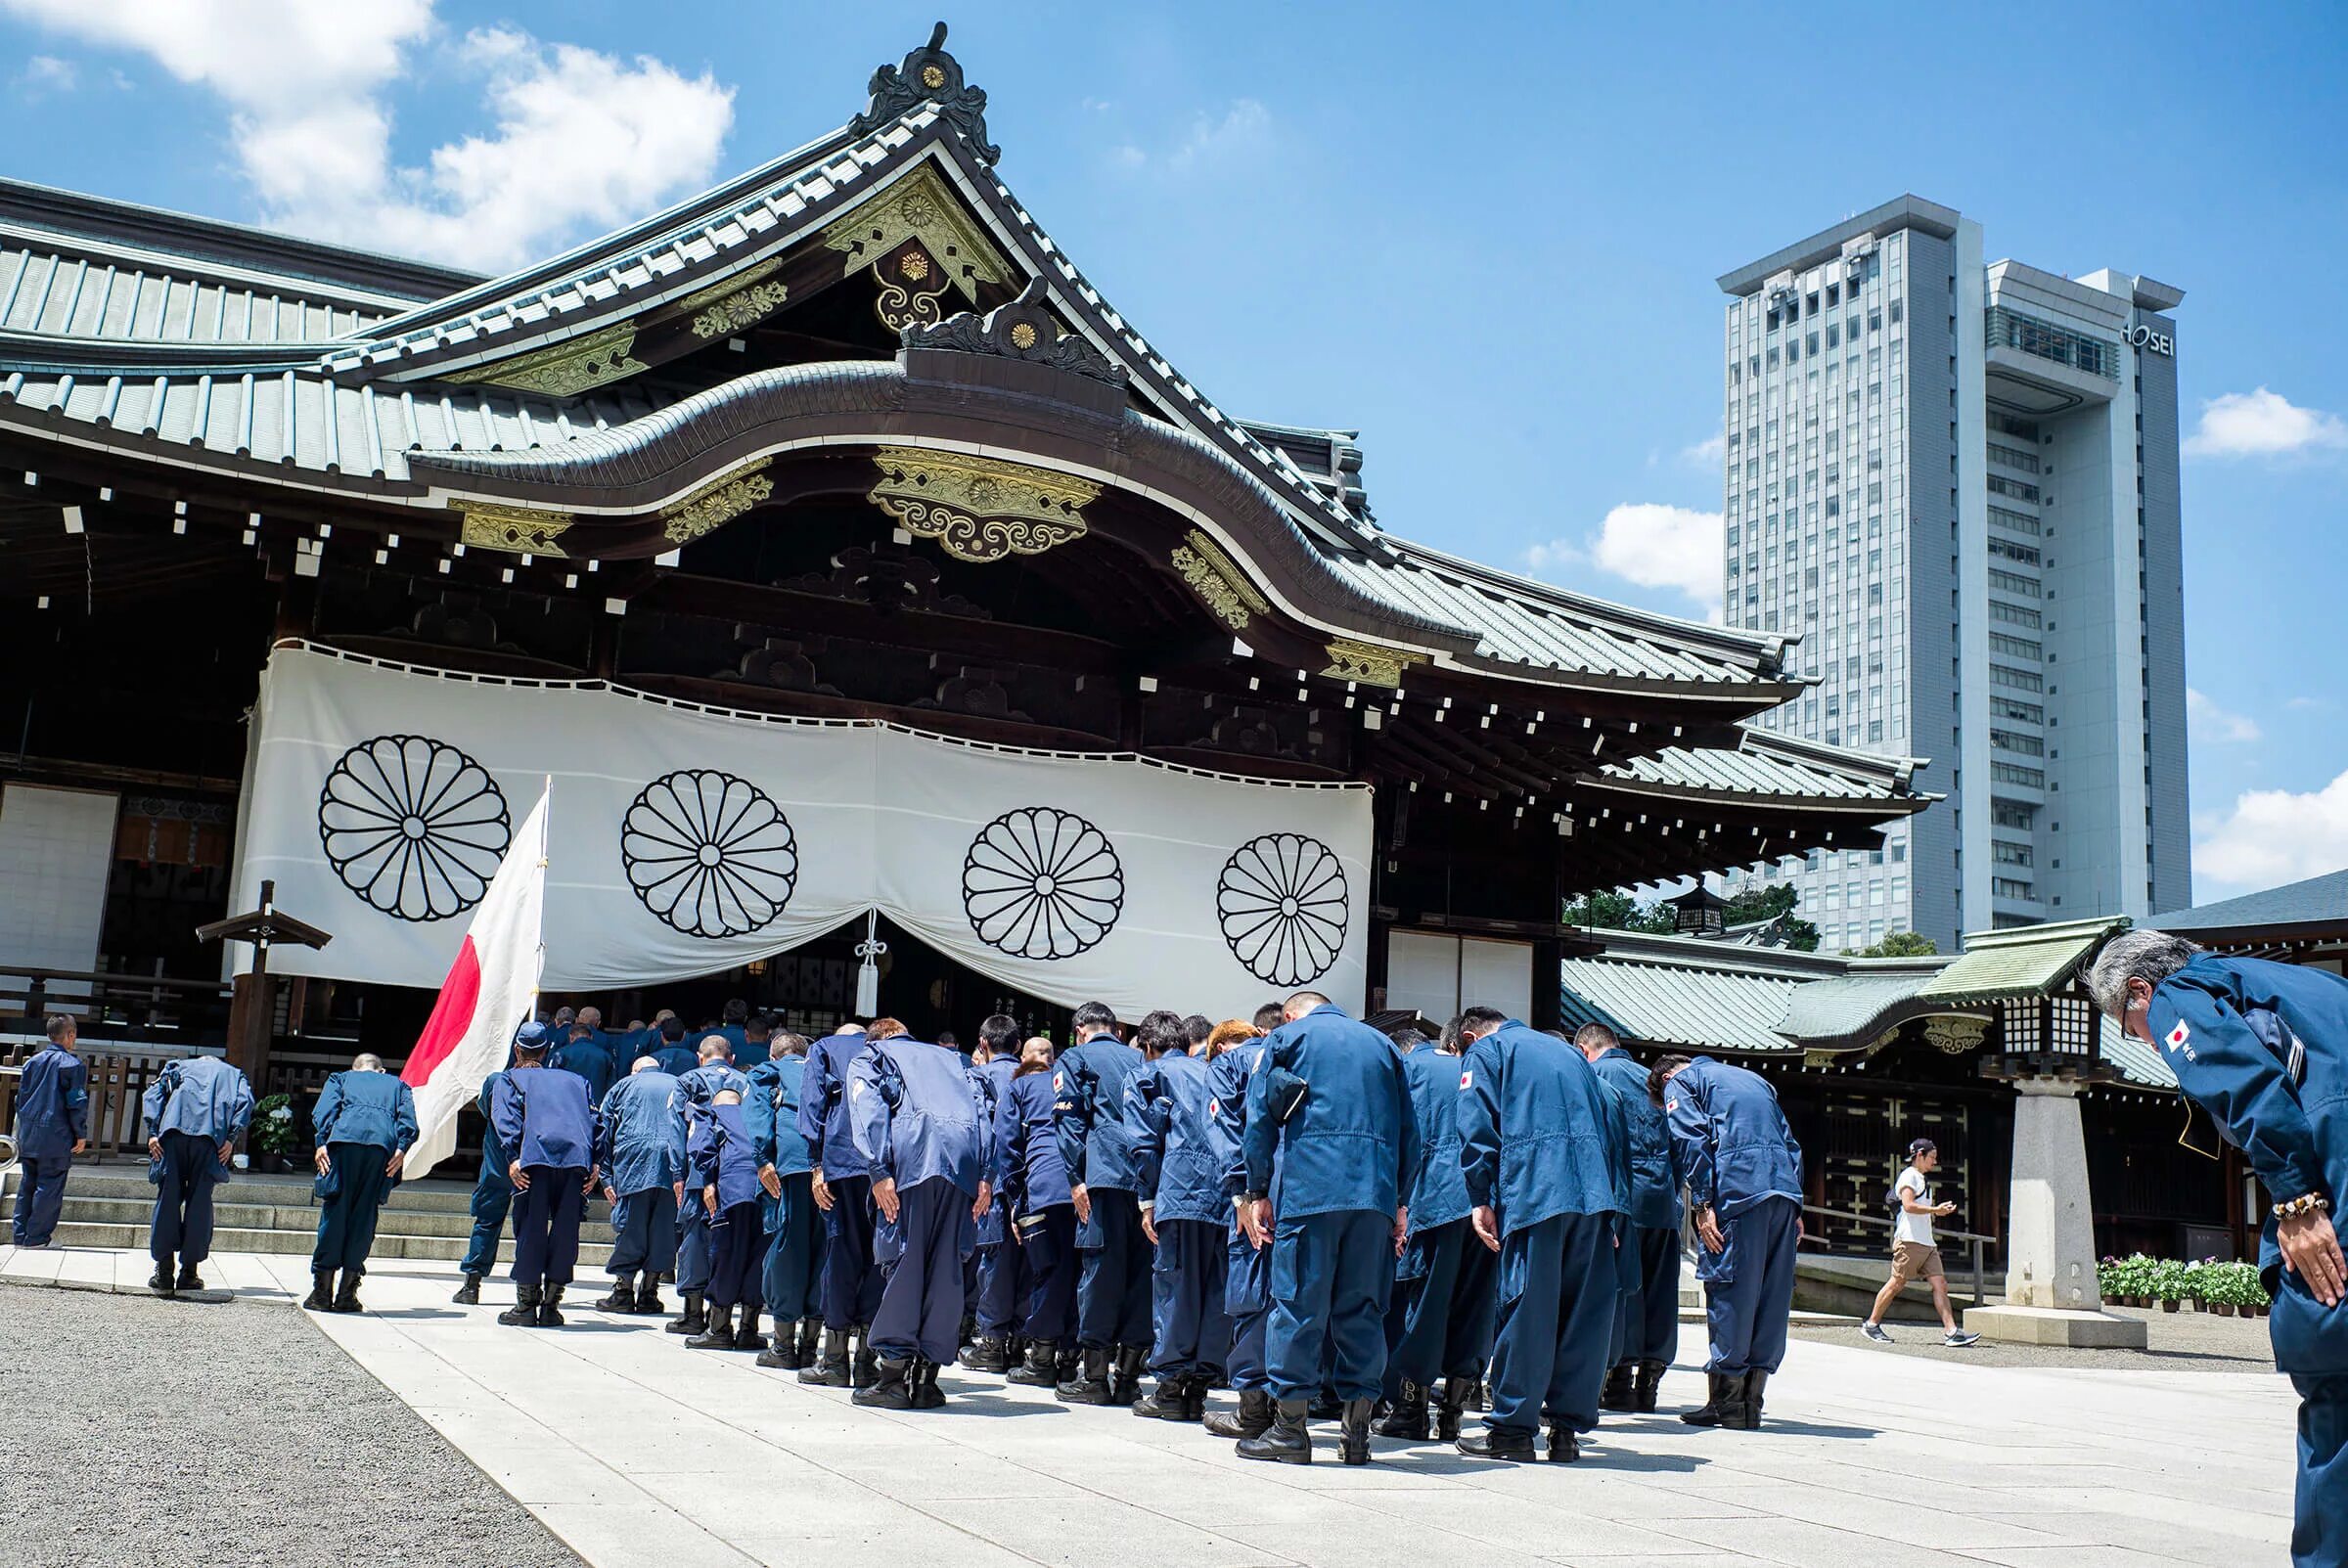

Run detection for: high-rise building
[[1714, 196, 2188, 953]]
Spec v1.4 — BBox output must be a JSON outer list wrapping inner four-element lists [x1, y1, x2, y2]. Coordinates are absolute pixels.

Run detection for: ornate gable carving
[[869, 447, 1098, 563], [444, 321, 648, 398], [1170, 528, 1271, 631], [901, 277, 1127, 387], [659, 459, 775, 545], [1322, 637, 1424, 689], [848, 22, 1000, 165], [822, 162, 1010, 332]]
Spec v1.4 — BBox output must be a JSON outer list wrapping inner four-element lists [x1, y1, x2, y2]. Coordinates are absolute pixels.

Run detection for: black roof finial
[[850, 21, 1000, 165]]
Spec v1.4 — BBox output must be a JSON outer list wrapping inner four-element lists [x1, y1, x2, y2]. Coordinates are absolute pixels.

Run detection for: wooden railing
[[0, 965, 233, 1047]]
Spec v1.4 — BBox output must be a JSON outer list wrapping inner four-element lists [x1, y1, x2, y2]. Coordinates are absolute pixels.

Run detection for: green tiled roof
[[1558, 950, 1808, 1054], [1915, 917, 2127, 1004], [1776, 970, 1945, 1045]]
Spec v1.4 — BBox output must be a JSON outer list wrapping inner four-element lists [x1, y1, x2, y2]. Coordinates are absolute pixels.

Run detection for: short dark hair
[[1647, 1053, 1693, 1105], [1458, 1006, 1509, 1040], [723, 998, 748, 1024], [1390, 1028, 1429, 1053], [1071, 1001, 1118, 1035], [977, 1013, 1021, 1055], [552, 1006, 575, 1026], [1285, 990, 1332, 1015], [1439, 1014, 1464, 1053], [936, 1030, 961, 1052], [1573, 1022, 1620, 1053], [745, 1011, 774, 1037], [1252, 1002, 1286, 1034], [1184, 1014, 1214, 1048], [1136, 1009, 1189, 1057], [659, 1015, 687, 1043], [45, 1013, 74, 1043]]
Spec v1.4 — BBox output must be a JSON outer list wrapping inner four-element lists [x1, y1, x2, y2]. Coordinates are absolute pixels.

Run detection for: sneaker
[[1942, 1330, 1981, 1348], [1861, 1323, 1893, 1344]]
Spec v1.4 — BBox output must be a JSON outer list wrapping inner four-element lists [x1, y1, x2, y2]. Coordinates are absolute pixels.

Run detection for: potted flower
[[248, 1094, 300, 1173], [2149, 1258, 2189, 1313]]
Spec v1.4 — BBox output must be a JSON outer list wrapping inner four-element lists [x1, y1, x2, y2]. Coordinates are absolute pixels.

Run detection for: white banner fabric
[[231, 645, 1371, 1021]]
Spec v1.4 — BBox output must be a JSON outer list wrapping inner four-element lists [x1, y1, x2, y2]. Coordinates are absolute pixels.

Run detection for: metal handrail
[[1798, 1201, 1993, 1310]]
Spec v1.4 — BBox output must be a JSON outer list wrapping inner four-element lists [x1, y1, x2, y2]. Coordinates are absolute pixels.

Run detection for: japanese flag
[[1458, 1069, 1473, 1091], [2165, 1020, 2190, 1052]]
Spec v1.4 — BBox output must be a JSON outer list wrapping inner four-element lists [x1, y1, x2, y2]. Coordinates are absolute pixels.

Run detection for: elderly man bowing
[[142, 1051, 254, 1296], [595, 1055, 685, 1317], [303, 1053, 418, 1314]]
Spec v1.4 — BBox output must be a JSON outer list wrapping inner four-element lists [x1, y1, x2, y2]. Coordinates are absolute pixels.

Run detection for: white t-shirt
[[1894, 1165, 1934, 1247]]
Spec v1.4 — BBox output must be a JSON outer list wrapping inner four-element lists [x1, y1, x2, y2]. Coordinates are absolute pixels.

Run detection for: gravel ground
[[1791, 1301, 2286, 1371], [0, 1284, 584, 1568]]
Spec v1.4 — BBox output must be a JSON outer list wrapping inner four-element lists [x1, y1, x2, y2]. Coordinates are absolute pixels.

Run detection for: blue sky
[[6, 1, 2345, 902]]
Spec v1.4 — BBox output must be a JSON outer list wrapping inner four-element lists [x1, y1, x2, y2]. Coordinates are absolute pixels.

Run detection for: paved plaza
[[0, 1240, 2299, 1568]]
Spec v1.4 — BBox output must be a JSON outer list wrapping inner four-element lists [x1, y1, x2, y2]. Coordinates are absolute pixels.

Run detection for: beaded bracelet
[[2274, 1192, 2331, 1220]]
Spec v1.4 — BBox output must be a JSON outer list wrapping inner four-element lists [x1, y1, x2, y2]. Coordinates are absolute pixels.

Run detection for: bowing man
[[595, 1055, 685, 1316], [684, 1088, 765, 1352], [747, 1032, 822, 1369], [961, 1014, 1030, 1374], [1377, 1024, 1492, 1443], [1201, 1015, 1277, 1441], [304, 1053, 418, 1315], [666, 1035, 750, 1340], [1052, 1002, 1154, 1406], [488, 1027, 600, 1327], [141, 1051, 254, 1296], [452, 1028, 526, 1307], [1577, 1023, 1681, 1413], [847, 1025, 997, 1411], [998, 1036, 1080, 1388], [799, 1021, 882, 1388], [1126, 1008, 1230, 1420]]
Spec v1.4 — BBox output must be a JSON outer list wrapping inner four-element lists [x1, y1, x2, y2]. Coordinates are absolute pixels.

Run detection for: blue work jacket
[[797, 1030, 871, 1180], [650, 1043, 699, 1079], [475, 1070, 510, 1166], [1052, 1034, 1147, 1194], [711, 1024, 751, 1062], [1242, 1005, 1421, 1221], [1590, 1047, 1682, 1231], [1661, 1055, 1803, 1219], [746, 1055, 812, 1176], [2148, 953, 2348, 1372], [1396, 1039, 1471, 1232], [311, 1070, 418, 1154], [972, 1057, 1017, 1243], [596, 1070, 684, 1196], [996, 1071, 1072, 1219], [488, 1064, 598, 1172], [736, 1032, 775, 1070], [1457, 1022, 1622, 1237], [689, 1101, 761, 1213], [552, 1035, 616, 1107], [14, 1045, 88, 1159], [142, 1054, 255, 1147], [849, 1037, 995, 1196], [1211, 1036, 1271, 1206], [1128, 1051, 1224, 1225]]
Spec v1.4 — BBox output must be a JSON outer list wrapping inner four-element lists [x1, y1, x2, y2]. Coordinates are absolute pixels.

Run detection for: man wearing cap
[[1861, 1138, 1981, 1348], [488, 1025, 600, 1327], [304, 1053, 418, 1314]]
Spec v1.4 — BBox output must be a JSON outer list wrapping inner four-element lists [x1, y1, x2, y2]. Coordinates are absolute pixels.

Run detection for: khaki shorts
[[1890, 1239, 1945, 1284]]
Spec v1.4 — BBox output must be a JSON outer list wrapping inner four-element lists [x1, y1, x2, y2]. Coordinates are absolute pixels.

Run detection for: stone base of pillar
[[1963, 1304, 2148, 1348]]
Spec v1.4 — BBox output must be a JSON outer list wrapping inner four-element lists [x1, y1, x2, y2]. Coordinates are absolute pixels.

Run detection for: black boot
[[911, 1359, 947, 1411], [176, 1262, 203, 1291], [851, 1325, 880, 1389], [1738, 1369, 1768, 1430], [332, 1273, 363, 1314], [301, 1270, 336, 1311], [596, 1273, 636, 1312], [1182, 1376, 1209, 1421], [666, 1289, 704, 1336], [687, 1303, 737, 1349], [537, 1284, 566, 1327], [1457, 1423, 1536, 1461], [801, 1328, 852, 1387], [1464, 1374, 1488, 1411], [1308, 1391, 1342, 1421], [452, 1273, 483, 1306], [1109, 1344, 1148, 1406], [1338, 1398, 1375, 1466], [1006, 1339, 1061, 1387], [797, 1317, 823, 1366], [757, 1320, 803, 1370], [634, 1277, 664, 1316], [1435, 1376, 1469, 1441], [149, 1257, 175, 1296], [1600, 1362, 1638, 1411], [1132, 1376, 1191, 1420], [853, 1355, 916, 1410], [1235, 1398, 1312, 1463], [733, 1308, 766, 1352], [1633, 1359, 1667, 1413], [1545, 1419, 1580, 1462], [1057, 1346, 1113, 1406], [960, 1334, 1012, 1373], [1204, 1388, 1273, 1439], [498, 1284, 541, 1326], [1374, 1382, 1430, 1440], [1681, 1370, 1742, 1428]]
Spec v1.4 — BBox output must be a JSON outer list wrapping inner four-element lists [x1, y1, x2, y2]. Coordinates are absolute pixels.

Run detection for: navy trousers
[[1265, 1208, 1393, 1403], [150, 1131, 224, 1264], [511, 1165, 587, 1290], [1488, 1212, 1616, 1434], [1384, 1216, 1499, 1396], [2294, 1373, 2348, 1568], [11, 1153, 69, 1246], [1702, 1195, 1800, 1375], [1613, 1223, 1682, 1367], [761, 1172, 821, 1323], [973, 1224, 1034, 1337], [606, 1186, 679, 1277], [706, 1199, 765, 1312], [818, 1173, 883, 1329], [1148, 1217, 1231, 1377], [870, 1177, 975, 1364], [1017, 1204, 1079, 1343], [1225, 1225, 1273, 1391], [1075, 1187, 1153, 1349], [676, 1184, 713, 1293], [311, 1142, 395, 1276], [460, 1144, 513, 1277]]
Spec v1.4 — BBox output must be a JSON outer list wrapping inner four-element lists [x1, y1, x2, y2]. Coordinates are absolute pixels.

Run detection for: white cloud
[[2287, 695, 2335, 712], [2186, 687, 2262, 744], [2194, 768, 2348, 891], [1679, 432, 1724, 469], [1525, 503, 1724, 620], [2183, 386, 2348, 459], [1116, 99, 1272, 174], [0, 1, 734, 273], [14, 53, 75, 92]]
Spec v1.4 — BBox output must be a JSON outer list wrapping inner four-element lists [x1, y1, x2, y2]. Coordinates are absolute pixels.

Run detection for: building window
[[1985, 305, 2120, 381]]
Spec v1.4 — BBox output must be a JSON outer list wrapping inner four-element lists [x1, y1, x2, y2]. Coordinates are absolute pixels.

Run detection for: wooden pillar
[[224, 970, 273, 1088]]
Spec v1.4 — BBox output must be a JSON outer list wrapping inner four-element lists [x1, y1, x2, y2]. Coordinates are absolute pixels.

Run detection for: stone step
[[9, 1191, 610, 1237], [10, 1168, 498, 1215], [38, 1219, 615, 1266]]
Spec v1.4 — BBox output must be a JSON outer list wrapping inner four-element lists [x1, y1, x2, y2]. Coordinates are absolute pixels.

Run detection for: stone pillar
[[2004, 1076, 2101, 1310]]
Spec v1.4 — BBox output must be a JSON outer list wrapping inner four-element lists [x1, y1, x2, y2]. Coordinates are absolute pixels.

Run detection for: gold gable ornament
[[822, 163, 1010, 333], [680, 260, 790, 339], [446, 321, 648, 398], [1170, 529, 1271, 631], [457, 502, 573, 558], [868, 447, 1098, 563], [1321, 637, 1424, 689], [661, 460, 776, 545]]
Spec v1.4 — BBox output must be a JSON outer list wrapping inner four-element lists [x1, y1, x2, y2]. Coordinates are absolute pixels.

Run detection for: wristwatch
[[2274, 1192, 2331, 1220]]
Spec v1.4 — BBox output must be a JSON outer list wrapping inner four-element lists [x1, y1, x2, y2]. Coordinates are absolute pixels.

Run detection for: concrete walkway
[[0, 1240, 2300, 1568]]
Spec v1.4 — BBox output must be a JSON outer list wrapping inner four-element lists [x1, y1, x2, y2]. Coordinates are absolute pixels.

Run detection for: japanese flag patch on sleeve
[[2164, 1020, 2190, 1053], [1458, 1069, 1473, 1092]]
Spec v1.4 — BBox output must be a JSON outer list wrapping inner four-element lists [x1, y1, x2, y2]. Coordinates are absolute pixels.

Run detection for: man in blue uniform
[[800, 1022, 882, 1387], [684, 1087, 765, 1351], [649, 1014, 699, 1079], [2090, 930, 2348, 1568], [595, 1054, 685, 1316], [488, 1028, 599, 1327], [453, 1029, 527, 1306], [554, 1018, 617, 1109], [11, 1015, 88, 1249], [848, 1026, 996, 1409], [1237, 992, 1421, 1465], [1203, 1010, 1280, 1439], [1376, 1024, 1492, 1442], [304, 1053, 418, 1314], [712, 999, 752, 1062], [748, 1032, 821, 1368], [1651, 1052, 1804, 1430], [1128, 1008, 1229, 1420], [666, 1035, 751, 1339], [999, 1035, 1079, 1388], [960, 1014, 1029, 1374], [1578, 1023, 1681, 1413], [1452, 1009, 1622, 1462], [1053, 1002, 1153, 1405], [737, 1009, 777, 1072], [141, 1051, 254, 1295]]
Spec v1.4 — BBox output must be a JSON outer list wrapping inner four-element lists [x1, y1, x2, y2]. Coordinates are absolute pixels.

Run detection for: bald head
[[630, 1055, 659, 1074], [1282, 990, 1332, 1022], [576, 1007, 602, 1030], [350, 1053, 384, 1072], [698, 1035, 734, 1064]]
